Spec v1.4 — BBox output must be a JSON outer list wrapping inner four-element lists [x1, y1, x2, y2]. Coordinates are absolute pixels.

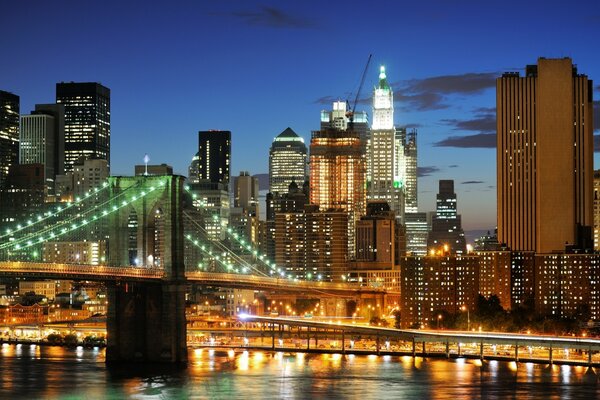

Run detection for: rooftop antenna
[[143, 154, 150, 175]]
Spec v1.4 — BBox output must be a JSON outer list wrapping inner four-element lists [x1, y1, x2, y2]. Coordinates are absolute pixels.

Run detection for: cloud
[[461, 180, 484, 185], [443, 114, 496, 134], [417, 166, 440, 177], [402, 72, 497, 95], [391, 72, 497, 111], [395, 92, 449, 111], [448, 165, 458, 168], [313, 95, 341, 105], [219, 6, 317, 29], [434, 133, 496, 148]]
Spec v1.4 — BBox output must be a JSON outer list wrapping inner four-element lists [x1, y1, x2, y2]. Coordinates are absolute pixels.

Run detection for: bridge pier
[[106, 281, 187, 364]]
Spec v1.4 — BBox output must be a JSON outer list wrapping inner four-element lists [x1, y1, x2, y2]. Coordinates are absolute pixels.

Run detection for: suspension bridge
[[0, 174, 393, 363]]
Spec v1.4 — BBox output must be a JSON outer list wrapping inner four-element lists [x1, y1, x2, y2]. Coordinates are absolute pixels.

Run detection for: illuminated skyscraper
[[497, 58, 594, 253], [594, 170, 600, 250], [188, 152, 200, 184], [198, 130, 231, 187], [367, 67, 418, 220], [427, 180, 466, 254], [56, 82, 110, 172], [320, 101, 369, 143], [269, 127, 307, 195], [0, 90, 19, 189], [309, 126, 365, 258], [309, 128, 365, 219], [19, 104, 65, 194]]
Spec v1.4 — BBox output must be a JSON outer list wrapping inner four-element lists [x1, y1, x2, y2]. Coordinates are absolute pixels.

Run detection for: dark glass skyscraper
[[198, 130, 231, 186], [0, 90, 20, 189], [427, 180, 466, 254], [56, 82, 110, 172]]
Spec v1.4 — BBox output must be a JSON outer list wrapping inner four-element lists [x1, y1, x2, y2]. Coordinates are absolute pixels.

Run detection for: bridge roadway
[[0, 262, 392, 296], [237, 315, 600, 365]]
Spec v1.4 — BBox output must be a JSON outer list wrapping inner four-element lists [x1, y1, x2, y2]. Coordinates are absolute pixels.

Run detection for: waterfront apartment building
[[56, 82, 110, 172], [0, 90, 19, 190], [197, 130, 231, 187], [268, 127, 307, 195], [400, 255, 479, 328], [497, 58, 594, 253]]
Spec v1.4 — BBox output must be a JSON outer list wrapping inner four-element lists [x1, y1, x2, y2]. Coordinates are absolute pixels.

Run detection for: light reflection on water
[[0, 345, 598, 399]]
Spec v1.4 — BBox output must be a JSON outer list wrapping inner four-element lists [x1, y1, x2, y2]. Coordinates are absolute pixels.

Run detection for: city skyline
[[2, 1, 600, 230]]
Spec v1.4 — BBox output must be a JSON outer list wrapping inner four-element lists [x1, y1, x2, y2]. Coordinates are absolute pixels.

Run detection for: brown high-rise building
[[497, 58, 594, 253], [309, 128, 365, 257]]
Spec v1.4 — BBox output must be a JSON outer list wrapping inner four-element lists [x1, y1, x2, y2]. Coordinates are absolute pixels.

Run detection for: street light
[[437, 314, 442, 330], [461, 305, 470, 331]]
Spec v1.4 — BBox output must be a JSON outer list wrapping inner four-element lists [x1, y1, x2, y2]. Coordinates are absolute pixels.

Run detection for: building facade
[[497, 58, 594, 253], [427, 180, 466, 254], [197, 130, 231, 187], [269, 127, 307, 195], [0, 90, 19, 190], [368, 66, 405, 220], [56, 82, 110, 172], [19, 104, 65, 195]]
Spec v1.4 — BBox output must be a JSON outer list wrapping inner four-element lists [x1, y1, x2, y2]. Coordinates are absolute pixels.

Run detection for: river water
[[1, 344, 599, 399]]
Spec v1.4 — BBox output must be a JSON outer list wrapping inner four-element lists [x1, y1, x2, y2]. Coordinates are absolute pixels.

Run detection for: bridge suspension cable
[[1, 181, 164, 253], [182, 211, 270, 277], [0, 179, 112, 240]]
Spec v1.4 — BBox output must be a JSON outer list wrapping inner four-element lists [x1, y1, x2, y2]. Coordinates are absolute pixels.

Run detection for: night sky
[[2, 0, 600, 231]]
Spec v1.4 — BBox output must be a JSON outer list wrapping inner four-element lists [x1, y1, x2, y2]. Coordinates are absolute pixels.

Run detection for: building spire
[[378, 65, 389, 89]]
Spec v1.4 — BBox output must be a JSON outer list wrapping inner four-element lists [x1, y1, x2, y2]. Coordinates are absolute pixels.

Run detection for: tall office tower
[[0, 90, 20, 190], [320, 101, 369, 143], [19, 104, 65, 194], [56, 82, 110, 172], [404, 129, 418, 213], [309, 127, 365, 257], [198, 130, 231, 187], [234, 171, 259, 216], [268, 127, 307, 195], [497, 58, 594, 253], [368, 66, 405, 220], [594, 170, 600, 250], [188, 152, 200, 184], [427, 180, 466, 254], [405, 212, 428, 256]]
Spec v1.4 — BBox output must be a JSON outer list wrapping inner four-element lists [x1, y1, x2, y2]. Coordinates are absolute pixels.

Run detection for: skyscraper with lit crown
[[269, 127, 307, 195], [368, 66, 406, 221]]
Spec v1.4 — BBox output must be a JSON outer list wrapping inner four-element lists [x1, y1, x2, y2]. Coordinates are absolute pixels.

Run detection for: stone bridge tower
[[105, 174, 187, 364]]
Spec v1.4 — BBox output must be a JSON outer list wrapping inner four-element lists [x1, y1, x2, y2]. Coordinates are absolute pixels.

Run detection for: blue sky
[[2, 0, 599, 230]]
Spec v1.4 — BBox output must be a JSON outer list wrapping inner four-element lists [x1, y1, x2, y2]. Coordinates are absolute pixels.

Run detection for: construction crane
[[346, 54, 372, 129]]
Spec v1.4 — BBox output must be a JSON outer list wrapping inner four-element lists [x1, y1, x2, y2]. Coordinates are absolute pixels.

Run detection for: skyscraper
[[320, 101, 369, 143], [234, 171, 259, 216], [309, 127, 365, 259], [269, 127, 307, 195], [497, 58, 594, 253], [403, 129, 418, 213], [56, 82, 110, 172], [19, 104, 65, 194], [309, 128, 366, 219], [368, 66, 405, 220], [198, 130, 231, 186], [427, 180, 466, 254], [0, 90, 20, 189], [188, 152, 200, 184]]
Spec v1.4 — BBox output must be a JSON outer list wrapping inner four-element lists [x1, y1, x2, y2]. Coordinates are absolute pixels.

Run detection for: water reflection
[[0, 345, 598, 398]]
